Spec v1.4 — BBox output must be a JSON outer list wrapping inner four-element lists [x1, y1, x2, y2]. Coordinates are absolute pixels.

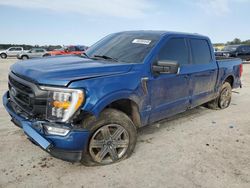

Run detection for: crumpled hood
[[11, 56, 133, 86]]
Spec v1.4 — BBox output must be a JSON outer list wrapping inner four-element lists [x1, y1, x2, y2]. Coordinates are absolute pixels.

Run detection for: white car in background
[[0, 47, 25, 59], [17, 48, 48, 60]]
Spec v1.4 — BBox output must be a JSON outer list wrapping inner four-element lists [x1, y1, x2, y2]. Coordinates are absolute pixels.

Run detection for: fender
[[86, 90, 142, 117]]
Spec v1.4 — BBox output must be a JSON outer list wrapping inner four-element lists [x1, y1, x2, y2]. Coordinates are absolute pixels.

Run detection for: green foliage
[[226, 38, 250, 45]]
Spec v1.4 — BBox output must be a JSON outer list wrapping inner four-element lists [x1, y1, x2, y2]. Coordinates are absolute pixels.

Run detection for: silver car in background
[[17, 48, 48, 60]]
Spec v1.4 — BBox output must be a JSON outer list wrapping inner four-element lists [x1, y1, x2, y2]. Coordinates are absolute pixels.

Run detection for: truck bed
[[216, 57, 242, 89]]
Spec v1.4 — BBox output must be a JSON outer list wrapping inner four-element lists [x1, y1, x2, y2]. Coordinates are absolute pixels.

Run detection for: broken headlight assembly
[[40, 86, 84, 122]]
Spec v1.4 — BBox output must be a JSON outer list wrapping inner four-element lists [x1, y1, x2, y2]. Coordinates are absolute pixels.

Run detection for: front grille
[[8, 73, 48, 119], [9, 76, 33, 93], [9, 75, 34, 112]]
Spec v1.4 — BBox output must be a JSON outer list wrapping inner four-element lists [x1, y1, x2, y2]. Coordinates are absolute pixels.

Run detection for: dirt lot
[[0, 58, 250, 188]]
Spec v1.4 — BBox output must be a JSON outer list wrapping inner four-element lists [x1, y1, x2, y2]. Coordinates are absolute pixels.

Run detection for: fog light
[[44, 125, 70, 136]]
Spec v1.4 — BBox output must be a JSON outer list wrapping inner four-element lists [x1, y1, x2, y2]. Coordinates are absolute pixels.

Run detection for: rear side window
[[15, 48, 22, 51], [158, 38, 189, 65], [190, 39, 211, 64], [241, 46, 250, 53]]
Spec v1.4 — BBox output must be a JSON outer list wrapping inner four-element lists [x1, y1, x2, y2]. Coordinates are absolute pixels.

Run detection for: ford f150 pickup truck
[[0, 47, 26, 59], [3, 31, 242, 166]]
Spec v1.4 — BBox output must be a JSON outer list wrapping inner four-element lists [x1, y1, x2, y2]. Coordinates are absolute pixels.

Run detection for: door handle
[[141, 77, 149, 95]]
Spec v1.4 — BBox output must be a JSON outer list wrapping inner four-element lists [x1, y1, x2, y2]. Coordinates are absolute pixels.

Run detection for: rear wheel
[[207, 82, 232, 110], [0, 53, 7, 59], [81, 108, 137, 166]]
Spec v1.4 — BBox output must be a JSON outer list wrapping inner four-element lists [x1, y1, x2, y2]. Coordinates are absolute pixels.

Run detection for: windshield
[[85, 32, 161, 63], [222, 45, 240, 52]]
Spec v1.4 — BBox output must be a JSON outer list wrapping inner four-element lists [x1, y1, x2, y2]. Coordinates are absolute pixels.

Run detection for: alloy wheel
[[89, 124, 129, 164], [219, 87, 231, 108]]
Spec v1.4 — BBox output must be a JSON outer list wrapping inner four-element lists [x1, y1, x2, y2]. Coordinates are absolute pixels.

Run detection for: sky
[[0, 0, 249, 46]]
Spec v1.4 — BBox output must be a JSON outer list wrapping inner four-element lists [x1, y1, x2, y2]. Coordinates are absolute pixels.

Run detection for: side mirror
[[152, 60, 179, 74]]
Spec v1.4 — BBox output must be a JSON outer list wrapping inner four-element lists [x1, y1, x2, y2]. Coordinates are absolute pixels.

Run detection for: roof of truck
[[116, 30, 207, 38]]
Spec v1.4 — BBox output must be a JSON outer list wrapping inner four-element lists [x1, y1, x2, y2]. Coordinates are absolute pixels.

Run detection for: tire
[[21, 55, 29, 60], [0, 53, 7, 59], [207, 82, 232, 110], [43, 53, 50, 57], [81, 108, 137, 166]]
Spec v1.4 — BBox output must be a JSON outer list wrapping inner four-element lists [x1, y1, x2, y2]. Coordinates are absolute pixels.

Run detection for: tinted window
[[246, 46, 250, 53], [241, 46, 250, 53], [85, 32, 161, 64], [68, 46, 76, 51], [158, 38, 188, 65], [36, 49, 44, 52], [190, 39, 211, 64], [15, 48, 22, 51], [9, 48, 16, 51]]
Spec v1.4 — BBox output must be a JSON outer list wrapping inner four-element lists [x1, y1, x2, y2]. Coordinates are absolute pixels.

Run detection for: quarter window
[[158, 38, 189, 65], [190, 39, 211, 64]]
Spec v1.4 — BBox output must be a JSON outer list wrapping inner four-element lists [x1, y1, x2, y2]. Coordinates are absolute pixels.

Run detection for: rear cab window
[[190, 39, 212, 64]]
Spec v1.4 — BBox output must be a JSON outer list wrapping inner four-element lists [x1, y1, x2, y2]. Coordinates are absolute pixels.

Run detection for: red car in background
[[46, 45, 88, 56]]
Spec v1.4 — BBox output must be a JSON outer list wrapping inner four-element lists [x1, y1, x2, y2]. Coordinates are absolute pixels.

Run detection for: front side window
[[158, 38, 189, 65], [85, 32, 161, 64], [9, 48, 16, 51], [35, 49, 44, 53], [190, 39, 211, 64]]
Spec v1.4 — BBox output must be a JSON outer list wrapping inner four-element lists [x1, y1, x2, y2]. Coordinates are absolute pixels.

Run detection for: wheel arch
[[224, 75, 234, 87], [21, 55, 29, 59], [88, 92, 142, 128]]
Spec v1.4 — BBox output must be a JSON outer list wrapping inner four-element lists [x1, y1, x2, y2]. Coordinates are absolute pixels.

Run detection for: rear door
[[149, 37, 191, 123], [13, 47, 23, 56], [39, 49, 46, 57], [188, 38, 218, 107], [33, 49, 45, 57]]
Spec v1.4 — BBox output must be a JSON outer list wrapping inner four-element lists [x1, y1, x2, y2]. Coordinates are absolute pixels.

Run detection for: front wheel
[[81, 108, 137, 166], [207, 82, 232, 110], [21, 55, 29, 60], [0, 53, 7, 59]]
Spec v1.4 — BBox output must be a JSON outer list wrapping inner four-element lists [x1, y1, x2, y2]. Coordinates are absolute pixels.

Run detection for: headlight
[[40, 86, 84, 122]]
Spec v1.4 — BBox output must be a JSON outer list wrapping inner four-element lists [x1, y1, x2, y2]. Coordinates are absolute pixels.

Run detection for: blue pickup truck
[[3, 31, 242, 165]]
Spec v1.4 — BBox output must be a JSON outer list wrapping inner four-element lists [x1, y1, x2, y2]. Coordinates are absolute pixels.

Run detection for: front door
[[149, 37, 191, 123]]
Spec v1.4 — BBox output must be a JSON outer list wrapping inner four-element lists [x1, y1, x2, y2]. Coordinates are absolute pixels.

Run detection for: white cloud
[[195, 0, 250, 15], [0, 0, 154, 19]]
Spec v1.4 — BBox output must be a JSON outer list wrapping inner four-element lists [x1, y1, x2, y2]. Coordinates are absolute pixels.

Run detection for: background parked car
[[45, 45, 88, 56], [0, 47, 26, 59], [215, 44, 250, 61], [17, 48, 48, 60]]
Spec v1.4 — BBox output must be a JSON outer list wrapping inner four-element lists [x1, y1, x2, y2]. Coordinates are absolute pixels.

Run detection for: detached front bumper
[[2, 92, 90, 162]]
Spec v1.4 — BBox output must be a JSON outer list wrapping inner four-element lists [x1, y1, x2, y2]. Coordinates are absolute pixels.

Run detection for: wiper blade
[[93, 55, 118, 62]]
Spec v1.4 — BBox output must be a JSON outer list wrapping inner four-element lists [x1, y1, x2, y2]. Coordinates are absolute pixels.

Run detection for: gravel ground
[[0, 58, 250, 188]]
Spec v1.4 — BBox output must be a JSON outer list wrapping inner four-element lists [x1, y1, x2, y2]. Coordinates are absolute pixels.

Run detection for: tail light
[[240, 64, 243, 78]]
